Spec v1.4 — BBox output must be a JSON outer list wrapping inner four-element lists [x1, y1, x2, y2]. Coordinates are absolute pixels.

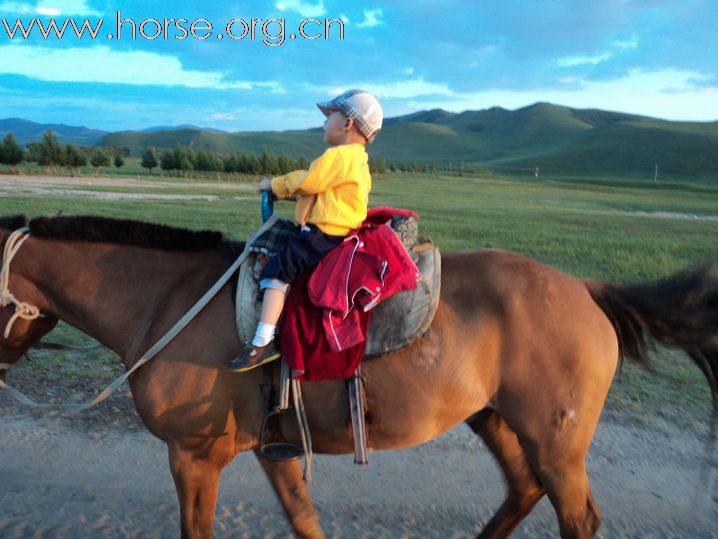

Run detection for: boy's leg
[[251, 284, 288, 347], [259, 288, 287, 330], [229, 226, 343, 373], [229, 280, 288, 373]]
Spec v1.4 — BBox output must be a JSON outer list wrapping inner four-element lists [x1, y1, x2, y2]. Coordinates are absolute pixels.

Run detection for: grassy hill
[[103, 128, 327, 159], [0, 118, 107, 147], [8, 102, 718, 181]]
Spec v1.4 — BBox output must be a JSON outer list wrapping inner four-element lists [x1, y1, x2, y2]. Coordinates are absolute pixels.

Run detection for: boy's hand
[[257, 177, 273, 193]]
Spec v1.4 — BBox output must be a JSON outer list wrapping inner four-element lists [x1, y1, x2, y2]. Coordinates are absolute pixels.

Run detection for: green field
[[1, 171, 716, 431]]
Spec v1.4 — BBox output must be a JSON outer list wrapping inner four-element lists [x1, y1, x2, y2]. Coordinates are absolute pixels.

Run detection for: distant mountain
[[4, 103, 718, 181], [140, 124, 228, 134], [0, 118, 107, 146]]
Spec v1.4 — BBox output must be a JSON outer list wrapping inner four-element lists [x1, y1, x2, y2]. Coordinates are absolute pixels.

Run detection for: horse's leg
[[255, 451, 325, 539], [522, 440, 600, 539], [168, 442, 222, 539], [466, 409, 544, 539], [508, 408, 602, 539]]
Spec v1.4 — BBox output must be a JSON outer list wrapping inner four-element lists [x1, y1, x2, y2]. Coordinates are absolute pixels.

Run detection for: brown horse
[[0, 214, 716, 539]]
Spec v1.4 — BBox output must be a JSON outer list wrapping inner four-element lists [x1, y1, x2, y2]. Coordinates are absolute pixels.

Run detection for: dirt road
[[0, 411, 715, 538]]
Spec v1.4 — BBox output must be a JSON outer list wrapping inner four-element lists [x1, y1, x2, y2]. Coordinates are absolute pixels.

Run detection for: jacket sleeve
[[271, 147, 344, 198], [271, 170, 308, 199]]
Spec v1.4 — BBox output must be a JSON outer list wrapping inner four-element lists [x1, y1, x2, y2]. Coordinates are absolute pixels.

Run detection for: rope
[[0, 216, 279, 413], [278, 359, 290, 411], [292, 378, 313, 483], [0, 377, 44, 406], [0, 228, 44, 339]]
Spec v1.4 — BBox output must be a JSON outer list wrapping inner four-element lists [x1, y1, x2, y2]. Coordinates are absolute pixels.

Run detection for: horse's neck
[[22, 237, 222, 358]]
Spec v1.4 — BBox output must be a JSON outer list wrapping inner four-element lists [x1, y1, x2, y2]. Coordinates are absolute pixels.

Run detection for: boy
[[229, 89, 383, 373]]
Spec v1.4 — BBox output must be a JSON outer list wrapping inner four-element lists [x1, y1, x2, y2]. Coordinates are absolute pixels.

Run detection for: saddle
[[235, 215, 441, 358]]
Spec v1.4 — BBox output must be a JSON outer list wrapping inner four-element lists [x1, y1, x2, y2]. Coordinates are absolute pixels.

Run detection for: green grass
[[371, 174, 717, 281], [25, 324, 120, 382], [1, 170, 716, 429]]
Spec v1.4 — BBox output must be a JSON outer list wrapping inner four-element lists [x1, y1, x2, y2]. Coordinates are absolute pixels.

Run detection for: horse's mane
[[0, 215, 28, 230], [22, 215, 225, 252]]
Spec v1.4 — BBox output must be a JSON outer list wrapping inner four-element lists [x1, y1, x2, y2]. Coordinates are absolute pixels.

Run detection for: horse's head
[[0, 313, 59, 382], [0, 217, 59, 381]]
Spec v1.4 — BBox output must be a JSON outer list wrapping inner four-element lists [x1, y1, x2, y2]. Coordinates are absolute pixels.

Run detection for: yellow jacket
[[271, 143, 371, 236]]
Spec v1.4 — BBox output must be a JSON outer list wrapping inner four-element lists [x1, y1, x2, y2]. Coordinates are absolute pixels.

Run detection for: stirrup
[[258, 407, 304, 462]]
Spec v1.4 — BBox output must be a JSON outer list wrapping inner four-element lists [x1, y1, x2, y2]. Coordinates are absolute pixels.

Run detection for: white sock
[[252, 322, 276, 347]]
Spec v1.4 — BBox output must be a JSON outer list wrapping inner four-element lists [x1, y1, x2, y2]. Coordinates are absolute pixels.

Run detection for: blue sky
[[0, 0, 716, 132]]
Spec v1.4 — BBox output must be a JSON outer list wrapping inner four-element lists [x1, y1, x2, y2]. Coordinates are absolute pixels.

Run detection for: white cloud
[[557, 52, 613, 67], [311, 79, 453, 100], [209, 112, 235, 121], [339, 13, 349, 24], [362, 78, 453, 99], [356, 8, 383, 28], [0, 0, 99, 15], [274, 0, 325, 18], [0, 44, 284, 91], [557, 34, 640, 68], [612, 35, 639, 50]]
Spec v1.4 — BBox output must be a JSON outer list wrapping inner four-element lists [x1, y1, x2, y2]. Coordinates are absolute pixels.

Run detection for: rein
[[0, 227, 45, 339], [0, 215, 278, 413]]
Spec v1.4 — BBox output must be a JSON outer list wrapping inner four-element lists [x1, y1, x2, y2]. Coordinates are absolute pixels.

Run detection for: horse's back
[[443, 248, 617, 343], [444, 248, 619, 440]]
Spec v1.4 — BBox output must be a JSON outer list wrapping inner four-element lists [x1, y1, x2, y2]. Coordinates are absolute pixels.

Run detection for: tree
[[111, 145, 130, 157], [63, 144, 87, 175], [179, 152, 194, 175], [375, 157, 387, 175], [160, 148, 176, 173], [141, 146, 158, 174], [241, 152, 260, 175], [159, 146, 194, 176], [258, 149, 279, 175], [37, 130, 64, 167], [90, 149, 110, 171], [297, 155, 309, 170], [194, 148, 219, 172], [114, 154, 125, 169], [0, 133, 24, 173], [277, 153, 293, 174], [368, 156, 377, 173]]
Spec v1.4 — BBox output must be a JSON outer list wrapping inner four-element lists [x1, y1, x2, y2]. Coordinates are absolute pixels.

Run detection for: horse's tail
[[585, 262, 718, 408]]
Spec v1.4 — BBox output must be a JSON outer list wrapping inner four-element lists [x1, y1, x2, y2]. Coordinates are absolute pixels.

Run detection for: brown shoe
[[229, 341, 281, 373]]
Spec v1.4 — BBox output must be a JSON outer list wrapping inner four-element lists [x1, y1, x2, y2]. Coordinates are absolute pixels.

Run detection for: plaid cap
[[317, 89, 383, 143]]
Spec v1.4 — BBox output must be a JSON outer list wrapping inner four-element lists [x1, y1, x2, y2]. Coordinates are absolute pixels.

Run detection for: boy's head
[[317, 89, 383, 145]]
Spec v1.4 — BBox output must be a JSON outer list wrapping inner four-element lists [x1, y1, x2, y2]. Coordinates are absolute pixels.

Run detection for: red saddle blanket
[[280, 208, 421, 381]]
